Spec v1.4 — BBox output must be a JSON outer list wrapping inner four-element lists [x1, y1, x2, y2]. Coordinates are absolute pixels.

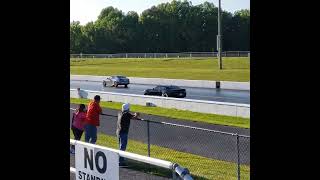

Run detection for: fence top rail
[[70, 108, 250, 138], [147, 120, 250, 138]]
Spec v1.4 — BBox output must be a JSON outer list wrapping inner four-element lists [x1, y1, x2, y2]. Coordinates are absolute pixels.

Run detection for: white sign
[[75, 143, 119, 180]]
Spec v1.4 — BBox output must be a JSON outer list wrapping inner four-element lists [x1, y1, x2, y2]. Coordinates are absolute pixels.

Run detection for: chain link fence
[[70, 108, 250, 179], [145, 120, 250, 180], [70, 51, 250, 59]]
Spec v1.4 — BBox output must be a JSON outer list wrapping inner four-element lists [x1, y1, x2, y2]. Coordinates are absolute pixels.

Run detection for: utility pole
[[217, 0, 223, 69]]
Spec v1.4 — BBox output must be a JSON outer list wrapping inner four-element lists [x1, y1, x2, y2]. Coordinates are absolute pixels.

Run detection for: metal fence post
[[147, 120, 151, 157], [236, 134, 240, 180], [172, 169, 177, 180]]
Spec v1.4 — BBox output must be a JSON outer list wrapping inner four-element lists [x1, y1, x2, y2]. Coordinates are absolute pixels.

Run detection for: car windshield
[[116, 76, 126, 78], [167, 86, 180, 89]]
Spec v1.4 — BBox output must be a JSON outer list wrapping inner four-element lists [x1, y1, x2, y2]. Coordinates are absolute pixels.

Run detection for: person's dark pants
[[71, 126, 83, 150], [118, 132, 128, 164], [85, 124, 97, 144]]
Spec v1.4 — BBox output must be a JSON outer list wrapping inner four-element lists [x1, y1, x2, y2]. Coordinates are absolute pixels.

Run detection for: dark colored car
[[103, 75, 130, 87], [144, 85, 186, 98]]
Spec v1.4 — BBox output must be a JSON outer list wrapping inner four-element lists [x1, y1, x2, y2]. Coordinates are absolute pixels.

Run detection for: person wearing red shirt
[[85, 95, 102, 144]]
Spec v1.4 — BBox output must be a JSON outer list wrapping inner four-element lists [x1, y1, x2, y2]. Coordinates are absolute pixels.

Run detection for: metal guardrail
[[70, 51, 250, 59], [70, 139, 193, 180]]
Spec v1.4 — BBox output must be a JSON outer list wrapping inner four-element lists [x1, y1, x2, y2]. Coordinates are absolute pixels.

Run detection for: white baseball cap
[[122, 103, 130, 112]]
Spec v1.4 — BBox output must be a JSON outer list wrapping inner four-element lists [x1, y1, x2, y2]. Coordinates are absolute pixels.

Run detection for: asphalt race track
[[70, 80, 250, 104], [70, 104, 250, 165]]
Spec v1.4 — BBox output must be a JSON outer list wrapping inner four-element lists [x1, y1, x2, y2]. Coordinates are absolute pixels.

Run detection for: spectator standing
[[85, 95, 102, 144], [70, 104, 86, 154], [116, 103, 140, 166]]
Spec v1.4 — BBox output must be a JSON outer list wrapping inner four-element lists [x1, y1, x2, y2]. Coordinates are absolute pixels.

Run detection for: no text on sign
[[75, 143, 119, 180]]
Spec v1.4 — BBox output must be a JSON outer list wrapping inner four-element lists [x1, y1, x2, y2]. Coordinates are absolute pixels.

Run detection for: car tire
[[114, 82, 118, 87], [103, 81, 106, 87], [124, 84, 128, 88], [162, 92, 168, 97]]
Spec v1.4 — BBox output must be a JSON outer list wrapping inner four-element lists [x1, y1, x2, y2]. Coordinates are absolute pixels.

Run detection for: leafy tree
[[70, 1, 250, 53]]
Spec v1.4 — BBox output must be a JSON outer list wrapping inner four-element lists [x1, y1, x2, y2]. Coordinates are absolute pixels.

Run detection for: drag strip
[[70, 80, 250, 104]]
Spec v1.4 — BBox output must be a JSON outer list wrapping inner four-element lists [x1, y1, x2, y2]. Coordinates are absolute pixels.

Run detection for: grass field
[[70, 57, 250, 82], [70, 130, 250, 180], [71, 98, 250, 129]]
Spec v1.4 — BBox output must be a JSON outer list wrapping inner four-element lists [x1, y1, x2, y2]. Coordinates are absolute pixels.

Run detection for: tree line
[[70, 0, 250, 54]]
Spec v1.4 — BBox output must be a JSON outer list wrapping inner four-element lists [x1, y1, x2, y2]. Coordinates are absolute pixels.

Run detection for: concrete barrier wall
[[71, 75, 104, 82], [71, 89, 250, 118], [220, 81, 250, 91], [71, 75, 250, 90]]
